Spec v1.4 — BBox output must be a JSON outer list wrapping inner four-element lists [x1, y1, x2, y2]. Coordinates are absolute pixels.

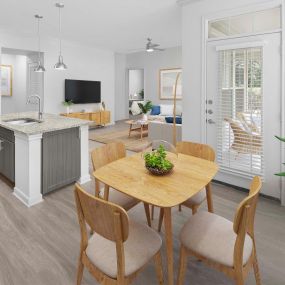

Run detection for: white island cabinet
[[0, 112, 91, 207]]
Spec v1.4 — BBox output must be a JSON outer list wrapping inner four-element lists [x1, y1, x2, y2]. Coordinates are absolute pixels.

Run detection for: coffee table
[[125, 120, 148, 139]]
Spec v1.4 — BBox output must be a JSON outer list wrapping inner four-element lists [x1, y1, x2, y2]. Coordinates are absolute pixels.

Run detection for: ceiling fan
[[146, 38, 164, 52]]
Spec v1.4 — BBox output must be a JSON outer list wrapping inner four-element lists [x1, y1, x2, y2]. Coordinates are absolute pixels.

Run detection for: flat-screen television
[[65, 79, 101, 104]]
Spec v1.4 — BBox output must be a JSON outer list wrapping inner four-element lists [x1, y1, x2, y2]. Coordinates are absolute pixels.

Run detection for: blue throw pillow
[[151, 105, 161, 115], [165, 116, 182, 124]]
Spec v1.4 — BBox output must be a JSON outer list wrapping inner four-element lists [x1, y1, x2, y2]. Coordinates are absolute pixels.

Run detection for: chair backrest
[[224, 117, 249, 138], [91, 142, 126, 171], [176, 141, 215, 162], [233, 176, 262, 237], [74, 183, 129, 242], [233, 176, 262, 269]]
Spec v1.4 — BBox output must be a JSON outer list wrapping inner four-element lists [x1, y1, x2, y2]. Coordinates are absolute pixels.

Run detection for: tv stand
[[61, 110, 110, 126]]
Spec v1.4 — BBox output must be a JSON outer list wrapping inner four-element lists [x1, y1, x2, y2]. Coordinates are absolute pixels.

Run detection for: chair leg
[[177, 245, 187, 285], [205, 183, 214, 213], [191, 206, 197, 215], [178, 204, 182, 212], [158, 208, 164, 232], [154, 251, 164, 285], [76, 257, 84, 285], [235, 275, 244, 285], [143, 203, 152, 227], [253, 248, 261, 285], [151, 205, 155, 220]]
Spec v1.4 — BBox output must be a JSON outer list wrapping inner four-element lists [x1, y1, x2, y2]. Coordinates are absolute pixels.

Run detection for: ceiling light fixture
[[54, 3, 67, 70], [34, 15, 45, 73]]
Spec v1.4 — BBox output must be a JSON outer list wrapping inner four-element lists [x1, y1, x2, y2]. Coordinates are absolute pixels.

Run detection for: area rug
[[89, 129, 150, 152]]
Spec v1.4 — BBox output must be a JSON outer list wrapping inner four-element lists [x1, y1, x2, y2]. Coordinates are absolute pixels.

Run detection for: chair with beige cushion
[[157, 141, 215, 232], [91, 142, 152, 226], [74, 184, 164, 285], [177, 176, 262, 285]]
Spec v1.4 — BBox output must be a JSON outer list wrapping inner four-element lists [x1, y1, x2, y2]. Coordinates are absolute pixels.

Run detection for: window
[[209, 7, 281, 39], [217, 47, 263, 177]]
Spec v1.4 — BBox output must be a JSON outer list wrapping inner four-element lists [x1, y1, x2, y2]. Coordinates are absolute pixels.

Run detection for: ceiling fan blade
[[151, 44, 160, 48]]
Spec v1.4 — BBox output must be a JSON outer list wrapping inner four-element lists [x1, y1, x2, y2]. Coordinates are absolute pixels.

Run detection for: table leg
[[206, 183, 214, 213], [141, 125, 143, 139], [129, 124, 132, 137], [164, 207, 174, 285]]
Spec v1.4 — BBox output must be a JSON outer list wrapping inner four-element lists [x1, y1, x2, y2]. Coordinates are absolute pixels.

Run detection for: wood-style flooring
[[0, 131, 285, 285]]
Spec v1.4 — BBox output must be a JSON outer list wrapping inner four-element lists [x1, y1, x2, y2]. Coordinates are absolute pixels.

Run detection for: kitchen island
[[0, 112, 91, 207]]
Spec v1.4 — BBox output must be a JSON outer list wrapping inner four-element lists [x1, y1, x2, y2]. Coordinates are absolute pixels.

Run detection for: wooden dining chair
[[74, 184, 164, 285], [156, 141, 215, 232], [91, 142, 152, 226], [177, 176, 262, 285]]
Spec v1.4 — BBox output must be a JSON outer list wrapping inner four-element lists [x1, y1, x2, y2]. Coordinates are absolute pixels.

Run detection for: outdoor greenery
[[275, 136, 285, 176], [138, 100, 152, 114], [144, 145, 173, 171], [62, 100, 74, 107], [139, 89, 144, 98]]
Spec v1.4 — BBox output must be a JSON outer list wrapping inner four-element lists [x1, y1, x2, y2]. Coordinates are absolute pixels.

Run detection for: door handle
[[207, 119, 216, 124]]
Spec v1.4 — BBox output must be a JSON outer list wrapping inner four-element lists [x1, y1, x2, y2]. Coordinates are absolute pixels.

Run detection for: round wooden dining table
[[93, 152, 219, 285]]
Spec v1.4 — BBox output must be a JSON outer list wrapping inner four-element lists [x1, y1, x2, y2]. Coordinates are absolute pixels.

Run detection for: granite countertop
[[0, 112, 91, 135]]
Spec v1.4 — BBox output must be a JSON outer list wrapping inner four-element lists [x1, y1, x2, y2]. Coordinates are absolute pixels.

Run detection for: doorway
[[128, 69, 144, 119], [0, 47, 44, 115]]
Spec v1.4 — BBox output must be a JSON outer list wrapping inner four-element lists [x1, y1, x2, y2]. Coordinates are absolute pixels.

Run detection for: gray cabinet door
[[0, 127, 15, 183], [0, 138, 15, 182], [42, 127, 80, 195]]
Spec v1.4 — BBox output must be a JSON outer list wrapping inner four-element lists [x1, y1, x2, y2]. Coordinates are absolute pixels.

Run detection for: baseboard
[[13, 187, 43, 207], [213, 180, 281, 203]]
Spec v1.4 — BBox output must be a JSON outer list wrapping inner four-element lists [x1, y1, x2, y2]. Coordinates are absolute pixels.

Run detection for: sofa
[[148, 104, 182, 122], [148, 121, 182, 144]]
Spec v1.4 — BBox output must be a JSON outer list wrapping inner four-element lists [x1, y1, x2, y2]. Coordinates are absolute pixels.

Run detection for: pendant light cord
[[37, 17, 41, 61], [58, 6, 62, 57]]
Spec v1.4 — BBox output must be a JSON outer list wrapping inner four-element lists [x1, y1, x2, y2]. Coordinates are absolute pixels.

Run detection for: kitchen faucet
[[27, 95, 43, 120]]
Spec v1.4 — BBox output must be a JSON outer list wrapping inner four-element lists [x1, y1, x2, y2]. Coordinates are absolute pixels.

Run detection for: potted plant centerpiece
[[138, 100, 152, 121], [144, 144, 174, 176], [62, 100, 74, 114]]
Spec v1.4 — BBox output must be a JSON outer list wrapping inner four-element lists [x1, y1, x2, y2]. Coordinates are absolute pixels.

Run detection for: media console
[[61, 110, 111, 126]]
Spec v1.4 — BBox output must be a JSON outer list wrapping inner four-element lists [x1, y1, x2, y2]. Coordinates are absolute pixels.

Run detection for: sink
[[4, 118, 42, 126]]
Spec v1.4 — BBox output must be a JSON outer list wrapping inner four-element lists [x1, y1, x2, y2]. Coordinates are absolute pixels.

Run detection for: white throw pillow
[[160, 104, 174, 116], [131, 101, 144, 116]]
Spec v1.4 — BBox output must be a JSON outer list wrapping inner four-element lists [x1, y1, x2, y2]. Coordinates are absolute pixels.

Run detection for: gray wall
[[114, 46, 182, 121], [129, 69, 144, 97], [115, 53, 127, 121]]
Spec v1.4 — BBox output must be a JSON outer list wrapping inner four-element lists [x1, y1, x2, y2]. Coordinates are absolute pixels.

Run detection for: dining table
[[93, 152, 219, 285]]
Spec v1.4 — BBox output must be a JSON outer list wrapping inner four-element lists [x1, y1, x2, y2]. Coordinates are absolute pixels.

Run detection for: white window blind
[[217, 47, 264, 178]]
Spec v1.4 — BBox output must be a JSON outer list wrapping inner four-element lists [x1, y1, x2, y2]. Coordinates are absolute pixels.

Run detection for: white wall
[[0, 31, 115, 123], [126, 47, 182, 105], [1, 54, 27, 114], [181, 0, 273, 142], [181, 0, 283, 199]]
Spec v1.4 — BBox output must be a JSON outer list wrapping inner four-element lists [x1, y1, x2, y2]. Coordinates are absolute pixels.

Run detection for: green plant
[[144, 145, 173, 171], [139, 89, 144, 98], [275, 135, 285, 176], [138, 100, 152, 114], [62, 100, 74, 107]]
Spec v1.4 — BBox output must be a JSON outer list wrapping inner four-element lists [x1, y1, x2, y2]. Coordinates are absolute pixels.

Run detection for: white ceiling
[[0, 0, 182, 53]]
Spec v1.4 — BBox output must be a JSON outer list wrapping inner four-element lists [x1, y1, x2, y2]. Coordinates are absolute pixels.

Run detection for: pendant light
[[54, 3, 67, 70], [34, 15, 45, 72]]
